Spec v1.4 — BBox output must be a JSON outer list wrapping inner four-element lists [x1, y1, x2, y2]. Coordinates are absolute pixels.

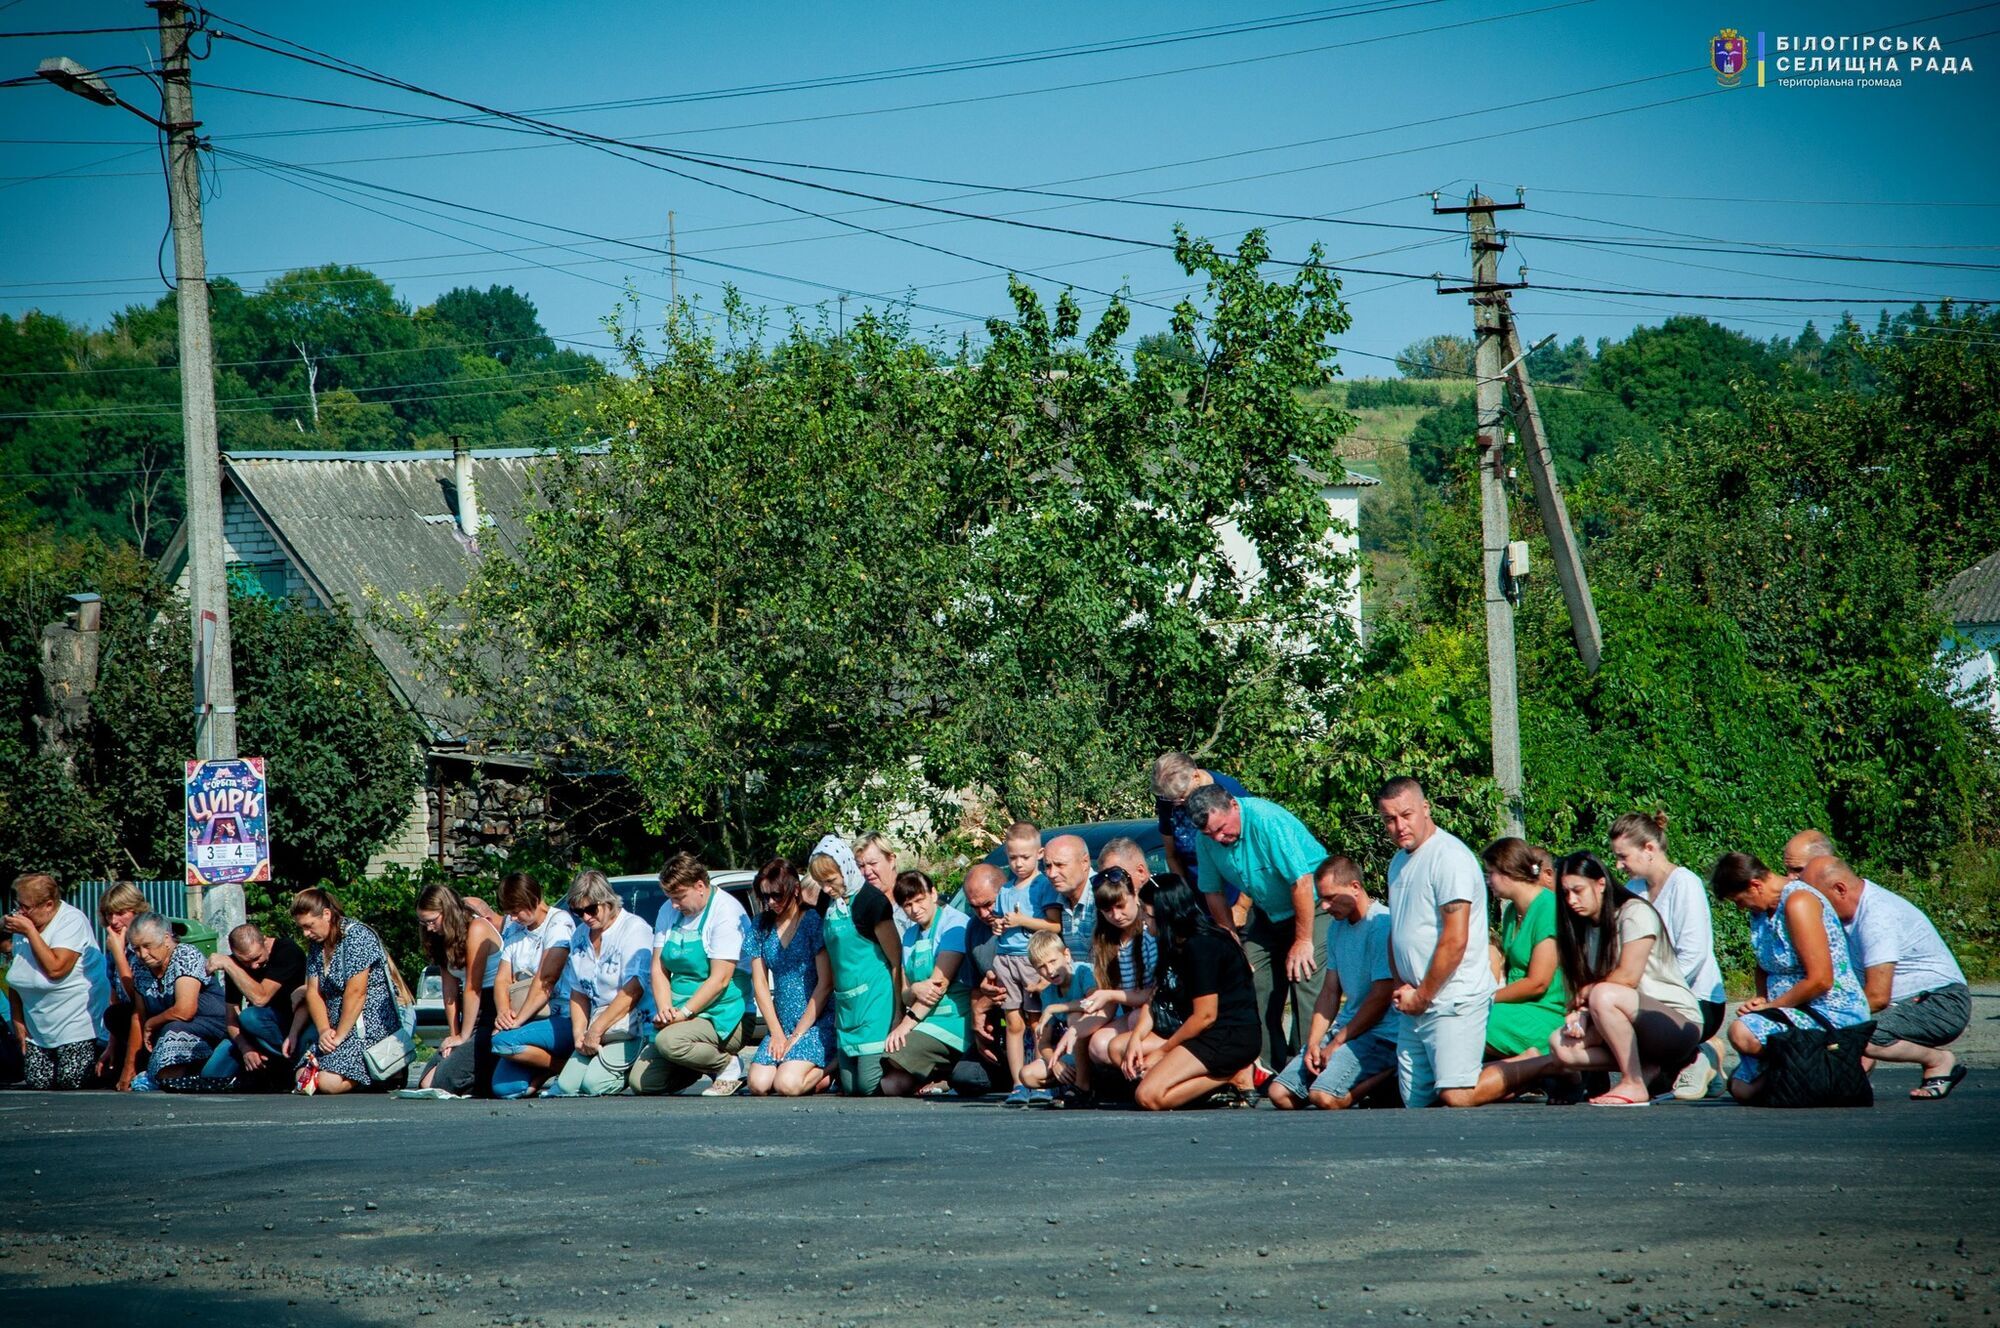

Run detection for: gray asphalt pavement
[[4, 992, 1999, 1328]]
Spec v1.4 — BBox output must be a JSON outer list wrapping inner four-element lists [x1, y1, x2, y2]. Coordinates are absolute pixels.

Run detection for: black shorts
[[1699, 999, 1726, 1041], [1182, 1021, 1261, 1078]]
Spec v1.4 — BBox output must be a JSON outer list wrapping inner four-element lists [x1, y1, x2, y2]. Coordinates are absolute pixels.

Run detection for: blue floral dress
[[1734, 882, 1872, 1082], [132, 942, 228, 1074], [305, 921, 401, 1085], [750, 909, 835, 1068]]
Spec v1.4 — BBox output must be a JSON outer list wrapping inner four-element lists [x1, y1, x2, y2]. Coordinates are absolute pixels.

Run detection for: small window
[[228, 562, 292, 600]]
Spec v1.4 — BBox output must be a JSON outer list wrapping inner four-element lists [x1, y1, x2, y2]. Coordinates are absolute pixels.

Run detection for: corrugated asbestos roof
[[224, 449, 552, 743], [1938, 547, 2000, 626]]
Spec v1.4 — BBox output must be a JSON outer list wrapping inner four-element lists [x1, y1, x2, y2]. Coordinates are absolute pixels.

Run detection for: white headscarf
[[809, 834, 866, 898]]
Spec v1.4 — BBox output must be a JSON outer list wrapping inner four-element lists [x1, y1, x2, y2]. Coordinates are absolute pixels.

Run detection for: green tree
[[1398, 333, 1474, 379]]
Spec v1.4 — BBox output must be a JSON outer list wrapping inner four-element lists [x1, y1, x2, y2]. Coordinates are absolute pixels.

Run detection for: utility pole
[[1503, 313, 1603, 674], [1436, 191, 1528, 837], [667, 209, 678, 316], [152, 2, 238, 763]]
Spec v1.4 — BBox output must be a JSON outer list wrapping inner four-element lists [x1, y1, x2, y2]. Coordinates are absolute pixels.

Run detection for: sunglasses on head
[[1091, 866, 1132, 890]]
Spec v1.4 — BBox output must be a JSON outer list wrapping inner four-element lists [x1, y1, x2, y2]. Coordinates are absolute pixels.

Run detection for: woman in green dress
[[807, 834, 903, 1096], [1481, 837, 1568, 1056]]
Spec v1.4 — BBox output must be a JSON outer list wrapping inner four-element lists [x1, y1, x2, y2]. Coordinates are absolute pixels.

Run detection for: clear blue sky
[[4, 0, 1997, 374]]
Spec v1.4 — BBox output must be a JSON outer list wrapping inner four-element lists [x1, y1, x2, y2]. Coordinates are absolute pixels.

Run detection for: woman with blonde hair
[[5, 873, 111, 1090], [807, 834, 903, 1096], [96, 880, 148, 1079], [1611, 810, 1727, 1099], [551, 870, 655, 1096]]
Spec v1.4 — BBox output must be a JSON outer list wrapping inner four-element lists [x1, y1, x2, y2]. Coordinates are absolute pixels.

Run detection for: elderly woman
[[284, 887, 406, 1095], [807, 834, 902, 1095], [879, 869, 972, 1098], [629, 853, 754, 1096], [1710, 851, 1871, 1104], [489, 872, 576, 1100], [4, 873, 112, 1090], [550, 870, 655, 1096], [415, 882, 505, 1096], [747, 857, 835, 1098], [119, 913, 230, 1091]]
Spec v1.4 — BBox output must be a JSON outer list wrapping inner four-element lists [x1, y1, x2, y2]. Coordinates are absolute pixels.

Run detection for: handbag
[[1758, 1007, 1875, 1108], [363, 972, 416, 1082]]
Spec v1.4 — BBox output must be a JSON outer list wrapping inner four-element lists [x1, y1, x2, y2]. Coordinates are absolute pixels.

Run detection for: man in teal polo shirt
[[1185, 783, 1330, 1069]]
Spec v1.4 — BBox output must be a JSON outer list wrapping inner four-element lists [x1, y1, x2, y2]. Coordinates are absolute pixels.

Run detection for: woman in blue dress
[[1709, 851, 1870, 1103], [284, 887, 405, 1094], [746, 858, 835, 1097]]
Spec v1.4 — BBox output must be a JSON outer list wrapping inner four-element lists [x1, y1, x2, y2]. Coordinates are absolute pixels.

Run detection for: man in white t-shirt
[[1805, 857, 1971, 1099], [1379, 777, 1494, 1108]]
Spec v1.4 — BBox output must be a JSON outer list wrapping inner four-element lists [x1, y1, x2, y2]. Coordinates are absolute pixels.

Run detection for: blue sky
[[4, 0, 1997, 374]]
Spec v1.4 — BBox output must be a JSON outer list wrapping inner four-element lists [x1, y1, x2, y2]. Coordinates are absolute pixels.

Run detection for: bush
[[1342, 378, 1443, 409]]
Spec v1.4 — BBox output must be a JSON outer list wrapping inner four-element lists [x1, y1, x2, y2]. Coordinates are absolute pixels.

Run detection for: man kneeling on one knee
[[1267, 857, 1399, 1110], [1804, 857, 1971, 1100]]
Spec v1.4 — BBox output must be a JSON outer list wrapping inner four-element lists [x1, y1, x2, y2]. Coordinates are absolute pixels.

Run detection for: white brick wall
[[174, 491, 319, 607], [365, 779, 434, 875]]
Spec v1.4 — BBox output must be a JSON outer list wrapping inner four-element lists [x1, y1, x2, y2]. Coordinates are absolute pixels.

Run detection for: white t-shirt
[[501, 907, 577, 1006], [1846, 884, 1966, 1003], [1386, 828, 1496, 1010], [6, 902, 111, 1047], [564, 909, 656, 1035], [653, 887, 751, 964], [1617, 899, 1702, 1023], [1625, 866, 1725, 1004]]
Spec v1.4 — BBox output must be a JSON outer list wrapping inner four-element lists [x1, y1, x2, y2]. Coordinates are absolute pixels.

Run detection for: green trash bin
[[168, 916, 220, 957]]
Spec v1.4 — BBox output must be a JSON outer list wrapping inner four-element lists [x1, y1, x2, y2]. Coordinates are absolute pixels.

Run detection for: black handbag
[[1758, 1007, 1875, 1108]]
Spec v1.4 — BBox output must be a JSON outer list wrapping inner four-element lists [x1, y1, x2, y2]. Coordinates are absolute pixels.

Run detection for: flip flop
[[1910, 1064, 1968, 1100], [1588, 1089, 1651, 1107]]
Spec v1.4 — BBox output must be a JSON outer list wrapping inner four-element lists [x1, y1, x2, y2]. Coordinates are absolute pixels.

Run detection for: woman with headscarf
[[806, 834, 903, 1096]]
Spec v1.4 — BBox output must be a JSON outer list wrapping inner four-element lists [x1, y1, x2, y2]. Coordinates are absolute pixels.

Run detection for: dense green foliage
[[405, 231, 1364, 863], [0, 274, 605, 553]]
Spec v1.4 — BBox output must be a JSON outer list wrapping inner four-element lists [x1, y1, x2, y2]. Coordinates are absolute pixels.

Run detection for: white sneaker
[[1671, 1050, 1717, 1101], [701, 1076, 745, 1097]]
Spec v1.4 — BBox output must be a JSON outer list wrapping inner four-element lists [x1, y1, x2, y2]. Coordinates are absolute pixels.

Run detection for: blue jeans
[[200, 1004, 287, 1079], [490, 1014, 576, 1099]]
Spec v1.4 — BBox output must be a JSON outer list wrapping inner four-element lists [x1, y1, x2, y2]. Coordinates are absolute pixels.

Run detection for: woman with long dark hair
[[1130, 874, 1260, 1111], [415, 882, 504, 1096], [746, 857, 835, 1097], [1080, 866, 1158, 1079], [1546, 852, 1704, 1107]]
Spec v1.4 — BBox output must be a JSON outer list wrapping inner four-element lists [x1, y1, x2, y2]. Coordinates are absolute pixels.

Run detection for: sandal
[[1588, 1089, 1650, 1108], [1911, 1064, 1967, 1100]]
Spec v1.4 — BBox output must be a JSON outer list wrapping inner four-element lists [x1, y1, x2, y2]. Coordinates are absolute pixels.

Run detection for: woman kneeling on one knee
[[629, 853, 754, 1096], [489, 872, 576, 1099], [879, 869, 972, 1096], [1543, 852, 1704, 1107]]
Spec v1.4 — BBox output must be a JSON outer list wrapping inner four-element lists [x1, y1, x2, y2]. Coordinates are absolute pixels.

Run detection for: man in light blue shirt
[[1186, 783, 1330, 1068]]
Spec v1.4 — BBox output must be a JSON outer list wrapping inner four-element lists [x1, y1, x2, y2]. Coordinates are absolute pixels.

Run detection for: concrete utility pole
[[1503, 313, 1604, 674], [1436, 191, 1528, 837], [667, 209, 678, 313], [156, 0, 239, 762]]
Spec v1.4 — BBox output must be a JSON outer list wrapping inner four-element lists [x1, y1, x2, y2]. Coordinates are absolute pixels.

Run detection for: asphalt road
[[3, 993, 1998, 1328]]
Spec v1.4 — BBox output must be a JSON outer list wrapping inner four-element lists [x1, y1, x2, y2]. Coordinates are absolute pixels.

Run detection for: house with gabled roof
[[1939, 547, 2000, 725]]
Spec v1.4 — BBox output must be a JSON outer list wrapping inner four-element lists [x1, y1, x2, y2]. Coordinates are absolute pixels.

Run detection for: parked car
[[977, 818, 1168, 877]]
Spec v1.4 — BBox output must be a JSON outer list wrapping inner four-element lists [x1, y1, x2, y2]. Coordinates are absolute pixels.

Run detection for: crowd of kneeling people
[[2, 760, 1973, 1109]]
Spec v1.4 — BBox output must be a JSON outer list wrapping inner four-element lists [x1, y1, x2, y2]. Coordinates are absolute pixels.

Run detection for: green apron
[[658, 888, 747, 1036], [903, 906, 970, 1052], [823, 896, 894, 1056]]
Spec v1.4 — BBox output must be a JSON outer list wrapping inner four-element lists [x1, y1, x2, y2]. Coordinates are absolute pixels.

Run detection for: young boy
[[992, 821, 1062, 1107], [1021, 930, 1100, 1106]]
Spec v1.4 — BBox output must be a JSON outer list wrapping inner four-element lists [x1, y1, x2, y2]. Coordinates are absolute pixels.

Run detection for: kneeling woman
[[746, 858, 835, 1098], [1709, 851, 1870, 1105], [629, 853, 754, 1096], [285, 888, 406, 1095], [416, 883, 504, 1096], [1081, 866, 1157, 1078], [490, 872, 576, 1099], [123, 913, 229, 1090], [879, 870, 971, 1096], [552, 871, 655, 1096], [808, 835, 903, 1096], [1545, 852, 1705, 1107], [1132, 875, 1261, 1111]]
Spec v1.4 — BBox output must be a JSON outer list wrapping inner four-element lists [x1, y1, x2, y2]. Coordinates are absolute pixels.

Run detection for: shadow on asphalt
[[0, 1274, 382, 1325]]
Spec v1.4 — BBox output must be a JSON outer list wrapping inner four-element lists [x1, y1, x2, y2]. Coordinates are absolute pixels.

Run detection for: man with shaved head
[[946, 864, 1009, 1096], [1803, 856, 1970, 1098], [1041, 835, 1098, 965], [1782, 829, 1836, 878]]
